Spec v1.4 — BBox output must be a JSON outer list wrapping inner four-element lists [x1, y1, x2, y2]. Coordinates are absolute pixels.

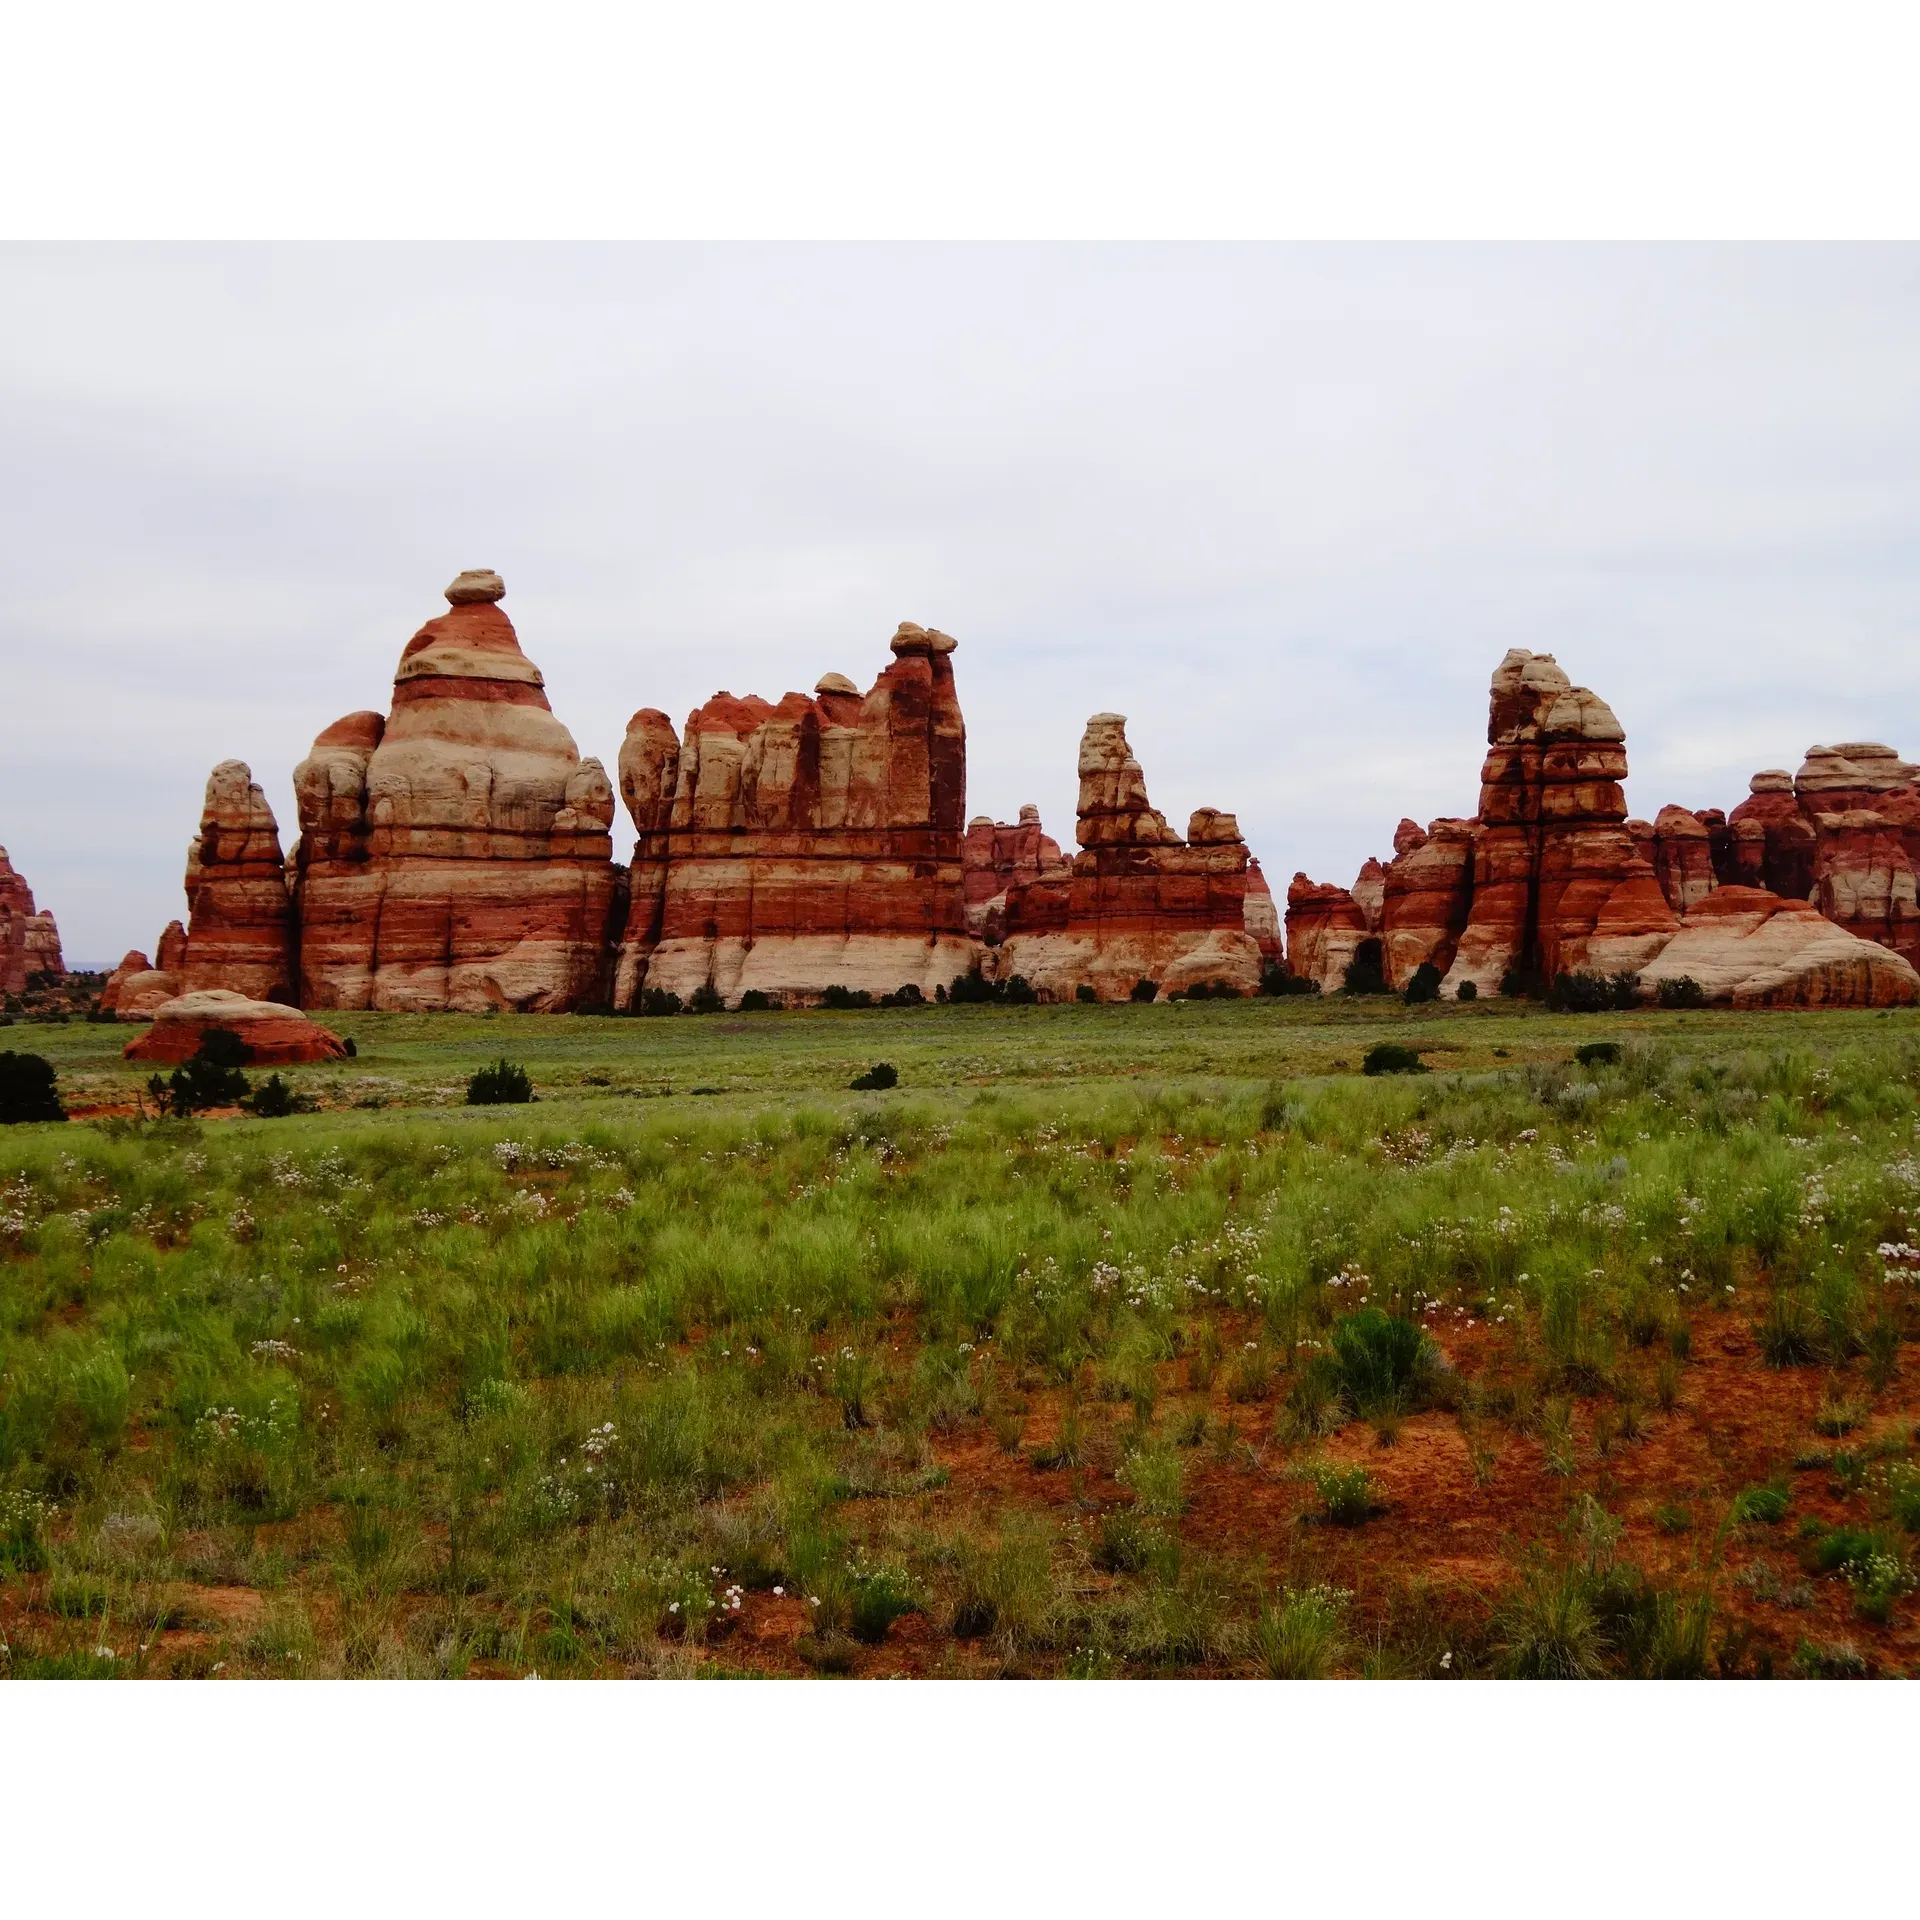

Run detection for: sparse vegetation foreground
[[4, 995, 1920, 1677]]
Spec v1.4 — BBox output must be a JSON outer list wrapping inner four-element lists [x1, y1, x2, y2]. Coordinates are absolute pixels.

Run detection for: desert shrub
[[1791, 1639, 1869, 1678], [1327, 1307, 1439, 1415], [821, 985, 871, 1010], [1341, 941, 1389, 996], [1362, 1043, 1426, 1077], [1657, 975, 1708, 1009], [947, 973, 1036, 1006], [1499, 965, 1544, 999], [1731, 1483, 1790, 1525], [1262, 966, 1319, 996], [1757, 1289, 1821, 1367], [1093, 1508, 1164, 1574], [1252, 1584, 1349, 1679], [1456, 979, 1477, 1001], [1403, 962, 1442, 1005], [1130, 978, 1159, 1004], [847, 1564, 918, 1644], [466, 1059, 533, 1106], [247, 1074, 311, 1118], [0, 1050, 65, 1124], [689, 983, 725, 1014], [849, 1062, 899, 1091], [878, 984, 924, 1008], [1574, 1041, 1621, 1067], [638, 988, 682, 1016], [737, 990, 773, 1011], [1300, 1461, 1381, 1525], [1549, 970, 1639, 1013], [1076, 983, 1099, 1003]]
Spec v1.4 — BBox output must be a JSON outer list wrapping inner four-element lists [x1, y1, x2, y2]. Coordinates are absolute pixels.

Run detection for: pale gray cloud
[[3, 244, 1918, 964]]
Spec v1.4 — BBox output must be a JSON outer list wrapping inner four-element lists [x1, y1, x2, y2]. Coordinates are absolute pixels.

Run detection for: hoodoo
[[614, 624, 974, 1007], [0, 847, 64, 997], [178, 761, 298, 1003], [991, 713, 1262, 999], [289, 571, 620, 1011]]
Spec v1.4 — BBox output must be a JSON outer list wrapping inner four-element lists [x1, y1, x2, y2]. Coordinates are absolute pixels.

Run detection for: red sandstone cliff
[[615, 625, 973, 1007]]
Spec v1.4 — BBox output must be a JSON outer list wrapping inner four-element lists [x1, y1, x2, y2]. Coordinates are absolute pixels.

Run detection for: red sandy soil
[[6, 1304, 1913, 1678]]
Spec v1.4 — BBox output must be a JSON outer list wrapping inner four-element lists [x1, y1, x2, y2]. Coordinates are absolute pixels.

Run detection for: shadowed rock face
[[993, 714, 1262, 1000], [288, 574, 619, 1012], [179, 761, 297, 1003], [615, 624, 974, 1006], [0, 846, 63, 996]]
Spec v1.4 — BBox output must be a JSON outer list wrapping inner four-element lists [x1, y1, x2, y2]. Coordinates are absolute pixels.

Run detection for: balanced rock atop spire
[[289, 572, 619, 1011], [614, 622, 973, 1007], [992, 714, 1262, 1000]]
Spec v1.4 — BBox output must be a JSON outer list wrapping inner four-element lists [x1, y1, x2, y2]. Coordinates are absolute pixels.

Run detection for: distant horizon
[[5, 244, 1918, 961]]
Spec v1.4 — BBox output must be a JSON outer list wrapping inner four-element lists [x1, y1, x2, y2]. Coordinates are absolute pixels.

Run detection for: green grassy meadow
[[5, 995, 1920, 1677]]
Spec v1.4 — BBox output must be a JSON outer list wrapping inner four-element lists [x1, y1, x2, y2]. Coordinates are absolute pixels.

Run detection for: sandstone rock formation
[[1350, 857, 1386, 933], [1639, 888, 1919, 1008], [122, 989, 350, 1065], [1443, 650, 1677, 996], [1378, 818, 1475, 989], [991, 715, 1262, 1000], [0, 847, 63, 997], [615, 626, 974, 1006], [1725, 771, 1817, 897], [1650, 804, 1718, 916], [179, 761, 297, 1002], [964, 804, 1066, 944], [1242, 858, 1283, 969], [1283, 875, 1369, 993], [290, 572, 620, 1011]]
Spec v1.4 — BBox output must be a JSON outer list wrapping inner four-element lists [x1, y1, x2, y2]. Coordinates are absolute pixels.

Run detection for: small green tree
[[1403, 961, 1443, 1004], [150, 1027, 252, 1116], [849, 1062, 898, 1090], [467, 1059, 534, 1105], [0, 1051, 65, 1125]]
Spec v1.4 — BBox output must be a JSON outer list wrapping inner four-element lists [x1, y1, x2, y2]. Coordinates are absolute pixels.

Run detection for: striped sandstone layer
[[290, 572, 620, 1012], [615, 625, 974, 1006], [992, 713, 1262, 1000], [179, 761, 298, 1003]]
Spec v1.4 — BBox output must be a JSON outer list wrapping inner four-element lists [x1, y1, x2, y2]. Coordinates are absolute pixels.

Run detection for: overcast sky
[[3, 244, 1918, 965]]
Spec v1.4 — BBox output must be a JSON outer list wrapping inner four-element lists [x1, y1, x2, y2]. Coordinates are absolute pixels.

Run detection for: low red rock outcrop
[[0, 846, 63, 996], [121, 989, 350, 1065], [290, 571, 620, 1011], [992, 714, 1262, 1000], [616, 627, 974, 1006], [179, 761, 297, 1002]]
